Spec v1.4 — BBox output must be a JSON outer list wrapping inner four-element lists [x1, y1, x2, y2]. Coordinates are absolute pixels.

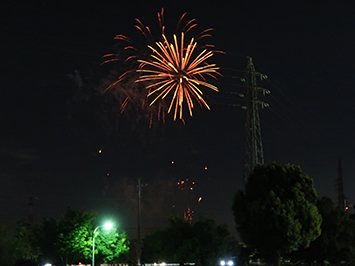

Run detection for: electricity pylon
[[242, 57, 269, 183]]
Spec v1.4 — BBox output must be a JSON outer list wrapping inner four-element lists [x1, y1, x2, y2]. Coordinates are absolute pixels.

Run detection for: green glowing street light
[[92, 222, 113, 266]]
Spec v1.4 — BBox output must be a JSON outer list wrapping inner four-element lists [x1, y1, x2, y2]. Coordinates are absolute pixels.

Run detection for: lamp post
[[92, 222, 113, 266]]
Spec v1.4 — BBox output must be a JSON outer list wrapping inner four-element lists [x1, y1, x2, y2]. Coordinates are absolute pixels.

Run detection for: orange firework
[[102, 8, 221, 123], [136, 32, 221, 120]]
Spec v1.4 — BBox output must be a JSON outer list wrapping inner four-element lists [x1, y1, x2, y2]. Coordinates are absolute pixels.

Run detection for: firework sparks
[[102, 8, 221, 122], [136, 32, 221, 120]]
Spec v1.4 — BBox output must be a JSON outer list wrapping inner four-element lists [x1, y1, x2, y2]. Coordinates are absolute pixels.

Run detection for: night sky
[[2, 0, 355, 237]]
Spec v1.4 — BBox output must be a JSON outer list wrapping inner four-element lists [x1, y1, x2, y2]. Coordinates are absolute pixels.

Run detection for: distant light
[[205, 165, 208, 170], [171, 160, 174, 164], [44, 264, 52, 266], [107, 173, 110, 176], [198, 197, 202, 203], [220, 260, 233, 266], [99, 149, 102, 154]]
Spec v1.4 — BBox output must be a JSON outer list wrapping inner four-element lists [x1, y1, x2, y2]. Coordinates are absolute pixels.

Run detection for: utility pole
[[28, 196, 34, 225], [137, 177, 146, 266], [337, 158, 346, 210], [243, 57, 269, 183]]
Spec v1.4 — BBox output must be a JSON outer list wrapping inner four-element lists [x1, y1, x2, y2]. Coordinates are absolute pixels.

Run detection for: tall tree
[[232, 163, 322, 266]]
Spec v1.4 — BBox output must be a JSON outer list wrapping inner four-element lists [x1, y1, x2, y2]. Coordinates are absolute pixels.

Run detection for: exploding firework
[[102, 8, 221, 123], [136, 33, 221, 121]]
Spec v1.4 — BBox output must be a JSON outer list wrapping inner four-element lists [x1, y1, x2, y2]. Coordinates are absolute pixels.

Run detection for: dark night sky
[[1, 0, 355, 237]]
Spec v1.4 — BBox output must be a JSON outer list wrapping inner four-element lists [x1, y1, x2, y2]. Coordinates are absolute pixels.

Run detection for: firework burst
[[136, 32, 221, 120], [102, 8, 221, 123]]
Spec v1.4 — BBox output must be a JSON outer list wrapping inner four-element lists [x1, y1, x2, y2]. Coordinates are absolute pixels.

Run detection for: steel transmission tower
[[243, 57, 269, 182]]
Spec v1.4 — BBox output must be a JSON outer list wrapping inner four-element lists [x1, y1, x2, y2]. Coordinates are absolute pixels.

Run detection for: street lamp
[[92, 222, 113, 266]]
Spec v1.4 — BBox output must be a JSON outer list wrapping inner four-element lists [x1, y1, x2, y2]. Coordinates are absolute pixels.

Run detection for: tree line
[[2, 162, 355, 266], [0, 209, 236, 266]]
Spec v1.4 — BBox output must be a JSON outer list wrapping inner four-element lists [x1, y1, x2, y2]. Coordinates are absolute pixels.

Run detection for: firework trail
[[102, 8, 222, 123]]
